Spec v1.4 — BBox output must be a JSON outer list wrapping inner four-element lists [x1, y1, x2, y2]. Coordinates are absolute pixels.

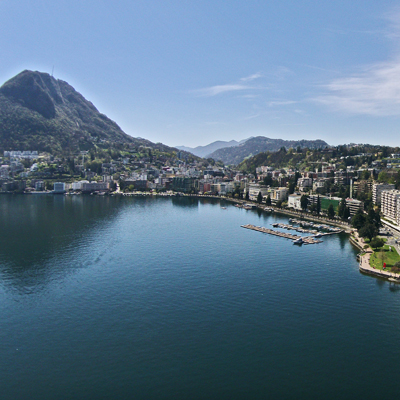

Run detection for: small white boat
[[293, 237, 303, 245]]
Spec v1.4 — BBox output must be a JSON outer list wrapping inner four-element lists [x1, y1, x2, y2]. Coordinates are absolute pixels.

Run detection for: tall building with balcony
[[381, 189, 400, 223], [372, 183, 395, 205]]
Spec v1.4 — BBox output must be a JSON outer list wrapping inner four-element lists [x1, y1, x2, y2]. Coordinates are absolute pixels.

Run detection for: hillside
[[0, 70, 193, 157], [208, 136, 329, 165]]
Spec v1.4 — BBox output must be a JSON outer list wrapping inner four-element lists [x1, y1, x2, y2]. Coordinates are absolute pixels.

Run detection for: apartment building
[[372, 183, 395, 205], [381, 189, 400, 223]]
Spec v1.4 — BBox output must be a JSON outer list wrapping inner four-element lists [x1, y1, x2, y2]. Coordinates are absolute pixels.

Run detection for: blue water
[[0, 195, 399, 399]]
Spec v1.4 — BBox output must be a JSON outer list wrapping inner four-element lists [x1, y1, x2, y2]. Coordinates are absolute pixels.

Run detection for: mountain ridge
[[176, 138, 250, 158], [0, 70, 194, 158], [208, 136, 329, 165]]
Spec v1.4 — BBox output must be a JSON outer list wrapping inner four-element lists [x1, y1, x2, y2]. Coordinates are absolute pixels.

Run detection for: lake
[[0, 195, 399, 399]]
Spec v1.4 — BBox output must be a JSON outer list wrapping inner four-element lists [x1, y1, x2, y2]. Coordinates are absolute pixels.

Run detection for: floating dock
[[241, 224, 323, 245]]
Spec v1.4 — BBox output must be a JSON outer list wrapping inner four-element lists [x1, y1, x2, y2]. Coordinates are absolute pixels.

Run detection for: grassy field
[[369, 245, 400, 271]]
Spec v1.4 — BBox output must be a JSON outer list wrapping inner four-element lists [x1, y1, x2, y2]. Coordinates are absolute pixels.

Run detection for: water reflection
[[0, 195, 125, 289], [171, 197, 199, 208]]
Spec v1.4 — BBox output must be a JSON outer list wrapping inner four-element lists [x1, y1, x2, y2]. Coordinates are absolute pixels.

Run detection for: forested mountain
[[208, 136, 329, 165], [0, 70, 194, 158], [176, 138, 249, 157]]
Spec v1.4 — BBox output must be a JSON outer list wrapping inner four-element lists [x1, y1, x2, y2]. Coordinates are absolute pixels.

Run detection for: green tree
[[276, 200, 283, 208], [343, 207, 350, 221], [367, 207, 381, 229], [263, 176, 272, 186], [300, 194, 308, 212], [316, 195, 321, 215], [245, 191, 249, 201], [338, 198, 347, 218], [327, 204, 335, 219], [288, 181, 296, 194], [377, 171, 389, 183], [359, 223, 379, 241], [351, 209, 366, 230], [257, 191, 263, 204], [265, 195, 271, 206], [370, 237, 384, 249]]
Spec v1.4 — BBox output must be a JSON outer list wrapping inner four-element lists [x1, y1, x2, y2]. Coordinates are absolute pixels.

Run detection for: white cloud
[[267, 100, 297, 107], [314, 59, 400, 116], [314, 8, 400, 116], [240, 72, 263, 82], [192, 72, 265, 97], [194, 83, 253, 97]]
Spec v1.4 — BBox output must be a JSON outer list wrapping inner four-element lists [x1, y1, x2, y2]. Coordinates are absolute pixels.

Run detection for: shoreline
[[6, 191, 396, 281]]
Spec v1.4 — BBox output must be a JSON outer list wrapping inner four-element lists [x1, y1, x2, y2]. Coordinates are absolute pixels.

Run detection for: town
[[2, 145, 400, 234]]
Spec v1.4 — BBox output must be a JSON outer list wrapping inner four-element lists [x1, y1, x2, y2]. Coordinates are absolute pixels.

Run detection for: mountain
[[176, 138, 250, 158], [207, 136, 329, 165], [0, 70, 191, 157]]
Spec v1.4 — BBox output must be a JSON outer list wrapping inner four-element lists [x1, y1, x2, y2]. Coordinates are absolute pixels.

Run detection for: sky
[[1, 0, 400, 148]]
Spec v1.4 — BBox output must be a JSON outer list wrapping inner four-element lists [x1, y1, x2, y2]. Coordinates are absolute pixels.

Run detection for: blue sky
[[1, 0, 400, 148]]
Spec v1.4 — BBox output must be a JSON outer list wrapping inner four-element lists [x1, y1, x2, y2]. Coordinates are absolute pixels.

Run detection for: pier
[[241, 221, 343, 244], [241, 224, 323, 245]]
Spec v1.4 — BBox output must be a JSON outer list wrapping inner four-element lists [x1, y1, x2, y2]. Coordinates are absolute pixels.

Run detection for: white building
[[72, 180, 89, 190], [248, 183, 269, 201], [381, 190, 400, 223], [270, 187, 289, 202], [288, 194, 302, 210], [373, 183, 395, 205]]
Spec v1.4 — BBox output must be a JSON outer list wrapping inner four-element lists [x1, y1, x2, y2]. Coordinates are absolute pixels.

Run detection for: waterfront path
[[353, 230, 400, 280]]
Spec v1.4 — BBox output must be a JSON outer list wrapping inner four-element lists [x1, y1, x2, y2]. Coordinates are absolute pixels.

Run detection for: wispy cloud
[[314, 9, 400, 116], [192, 73, 264, 97], [240, 72, 263, 82], [314, 59, 400, 116], [267, 100, 297, 107], [194, 83, 254, 97]]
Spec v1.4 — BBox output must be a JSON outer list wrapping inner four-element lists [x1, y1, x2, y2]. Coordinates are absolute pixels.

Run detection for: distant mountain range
[[0, 70, 192, 157], [176, 138, 250, 158], [207, 136, 329, 165]]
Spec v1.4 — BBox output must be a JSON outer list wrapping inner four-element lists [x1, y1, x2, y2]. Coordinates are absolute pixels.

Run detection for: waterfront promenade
[[351, 230, 400, 280]]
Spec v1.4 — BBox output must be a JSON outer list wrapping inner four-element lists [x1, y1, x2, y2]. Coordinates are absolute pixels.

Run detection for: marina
[[241, 224, 323, 244], [241, 222, 343, 245]]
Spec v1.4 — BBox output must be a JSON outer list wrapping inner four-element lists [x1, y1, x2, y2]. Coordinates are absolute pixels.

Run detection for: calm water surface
[[0, 195, 399, 399]]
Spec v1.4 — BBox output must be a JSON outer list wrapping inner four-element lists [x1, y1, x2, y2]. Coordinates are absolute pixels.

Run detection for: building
[[297, 177, 312, 191], [381, 190, 400, 223], [372, 183, 395, 205], [312, 180, 326, 193], [35, 181, 45, 191], [72, 180, 90, 191], [53, 182, 66, 193], [353, 180, 372, 197], [345, 198, 364, 216], [171, 177, 197, 193], [288, 194, 302, 210], [0, 165, 9, 179], [81, 182, 110, 192], [268, 187, 289, 203], [248, 183, 269, 201]]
